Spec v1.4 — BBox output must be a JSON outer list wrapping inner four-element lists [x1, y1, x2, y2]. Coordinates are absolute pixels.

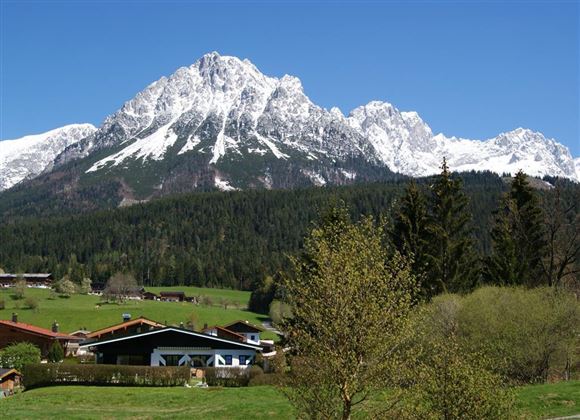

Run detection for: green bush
[[248, 373, 284, 386], [47, 341, 64, 363], [204, 367, 250, 387], [0, 342, 41, 370], [420, 286, 580, 384], [24, 296, 39, 310], [0, 298, 5, 309], [22, 364, 191, 389]]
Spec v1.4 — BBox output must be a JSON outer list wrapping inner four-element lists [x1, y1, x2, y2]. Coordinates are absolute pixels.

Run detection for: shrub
[[204, 367, 250, 387], [24, 296, 39, 310], [0, 298, 5, 310], [249, 373, 284, 386], [54, 276, 77, 297], [21, 364, 190, 389], [419, 286, 580, 384], [13, 279, 26, 300], [47, 341, 64, 363], [0, 342, 41, 370]]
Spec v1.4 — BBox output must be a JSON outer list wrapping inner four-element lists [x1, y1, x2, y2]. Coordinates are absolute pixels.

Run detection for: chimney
[[203, 323, 208, 330], [122, 313, 131, 322], [11, 313, 18, 323], [52, 321, 59, 333]]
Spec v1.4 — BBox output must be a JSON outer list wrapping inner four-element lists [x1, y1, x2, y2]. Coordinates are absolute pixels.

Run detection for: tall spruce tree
[[392, 180, 431, 296], [487, 171, 546, 286], [425, 158, 479, 294]]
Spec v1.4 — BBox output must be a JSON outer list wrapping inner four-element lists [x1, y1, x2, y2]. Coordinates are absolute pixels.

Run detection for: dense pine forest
[[0, 170, 577, 290]]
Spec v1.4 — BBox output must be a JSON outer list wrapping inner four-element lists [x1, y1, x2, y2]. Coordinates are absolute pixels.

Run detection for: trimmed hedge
[[204, 367, 256, 387], [22, 364, 190, 389]]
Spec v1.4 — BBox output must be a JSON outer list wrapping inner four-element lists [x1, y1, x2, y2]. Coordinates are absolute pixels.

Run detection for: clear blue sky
[[1, 0, 578, 155]]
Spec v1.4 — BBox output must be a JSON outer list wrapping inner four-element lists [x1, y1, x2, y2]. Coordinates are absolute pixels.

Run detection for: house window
[[250, 335, 256, 341], [162, 355, 181, 366], [224, 355, 232, 365], [239, 355, 247, 365]]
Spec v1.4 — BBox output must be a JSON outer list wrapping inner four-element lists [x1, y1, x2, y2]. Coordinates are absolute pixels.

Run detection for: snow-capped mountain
[[0, 124, 96, 191], [2, 52, 577, 197]]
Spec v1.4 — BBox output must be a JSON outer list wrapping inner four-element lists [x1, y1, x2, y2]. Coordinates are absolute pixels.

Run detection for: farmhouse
[[222, 320, 264, 345], [202, 325, 247, 343], [83, 326, 262, 367], [0, 273, 52, 288], [0, 314, 80, 356], [85, 316, 165, 341], [159, 291, 185, 302]]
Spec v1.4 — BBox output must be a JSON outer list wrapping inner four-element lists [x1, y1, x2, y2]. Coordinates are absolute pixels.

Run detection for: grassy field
[[516, 380, 580, 419], [1, 381, 578, 419], [0, 385, 293, 419], [0, 287, 275, 339]]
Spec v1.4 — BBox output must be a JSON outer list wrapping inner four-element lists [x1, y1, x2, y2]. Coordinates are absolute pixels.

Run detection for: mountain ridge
[[1, 52, 577, 198]]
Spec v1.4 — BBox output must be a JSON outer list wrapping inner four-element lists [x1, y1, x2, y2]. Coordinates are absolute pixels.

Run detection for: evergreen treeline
[[0, 170, 576, 293]]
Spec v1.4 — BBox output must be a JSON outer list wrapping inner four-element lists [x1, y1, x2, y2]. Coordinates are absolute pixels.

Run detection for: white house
[[81, 326, 262, 368]]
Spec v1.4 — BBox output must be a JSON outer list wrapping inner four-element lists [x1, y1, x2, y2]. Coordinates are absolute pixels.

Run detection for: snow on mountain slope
[[0, 124, 96, 191], [7, 52, 575, 193], [575, 157, 580, 179]]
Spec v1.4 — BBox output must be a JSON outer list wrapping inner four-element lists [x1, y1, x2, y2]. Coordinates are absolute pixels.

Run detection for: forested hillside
[[0, 171, 514, 289]]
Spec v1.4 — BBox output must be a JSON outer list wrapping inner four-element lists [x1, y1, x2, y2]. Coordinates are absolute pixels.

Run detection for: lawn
[[1, 381, 578, 419], [516, 380, 580, 419], [0, 385, 294, 419], [0, 287, 276, 339]]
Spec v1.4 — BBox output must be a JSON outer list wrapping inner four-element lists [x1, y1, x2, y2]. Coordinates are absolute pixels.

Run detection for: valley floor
[[1, 381, 578, 419]]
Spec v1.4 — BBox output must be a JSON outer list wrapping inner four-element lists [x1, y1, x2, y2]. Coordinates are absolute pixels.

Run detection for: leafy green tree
[[425, 159, 479, 294], [282, 207, 418, 419], [79, 277, 92, 294], [54, 275, 77, 297], [0, 342, 41, 370], [13, 277, 26, 300], [47, 340, 64, 363], [392, 180, 431, 297], [248, 276, 277, 314], [487, 171, 547, 286]]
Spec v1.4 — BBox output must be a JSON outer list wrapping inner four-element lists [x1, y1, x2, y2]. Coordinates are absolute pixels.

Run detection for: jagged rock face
[[0, 124, 96, 191], [2, 52, 577, 196]]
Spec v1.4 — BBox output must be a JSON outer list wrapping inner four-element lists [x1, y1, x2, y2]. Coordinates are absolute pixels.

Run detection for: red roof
[[0, 320, 78, 340]]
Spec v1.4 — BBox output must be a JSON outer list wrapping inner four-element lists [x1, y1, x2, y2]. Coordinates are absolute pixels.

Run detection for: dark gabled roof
[[222, 320, 264, 333], [160, 291, 186, 296], [86, 317, 165, 339], [0, 320, 78, 340], [0, 368, 20, 380], [81, 326, 262, 351], [202, 326, 247, 342]]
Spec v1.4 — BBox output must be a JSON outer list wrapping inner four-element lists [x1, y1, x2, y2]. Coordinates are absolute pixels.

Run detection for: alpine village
[[1, 2, 579, 419]]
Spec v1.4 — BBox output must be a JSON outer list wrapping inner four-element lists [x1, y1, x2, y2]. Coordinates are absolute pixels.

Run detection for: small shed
[[0, 368, 21, 396]]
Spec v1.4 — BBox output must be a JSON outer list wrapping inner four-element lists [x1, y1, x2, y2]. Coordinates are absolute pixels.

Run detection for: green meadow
[[1, 381, 579, 419], [0, 287, 275, 339]]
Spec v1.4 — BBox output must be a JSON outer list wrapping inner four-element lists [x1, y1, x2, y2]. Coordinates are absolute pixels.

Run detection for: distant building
[[202, 325, 247, 343], [0, 273, 52, 288], [159, 291, 185, 302], [83, 326, 262, 367], [0, 314, 80, 356], [221, 320, 264, 346]]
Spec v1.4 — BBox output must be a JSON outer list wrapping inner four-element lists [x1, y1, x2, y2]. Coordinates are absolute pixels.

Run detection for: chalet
[[159, 291, 185, 302], [222, 320, 264, 345], [82, 326, 262, 367], [0, 273, 52, 288], [0, 369, 21, 396], [85, 316, 165, 342], [142, 291, 158, 300], [0, 314, 80, 356]]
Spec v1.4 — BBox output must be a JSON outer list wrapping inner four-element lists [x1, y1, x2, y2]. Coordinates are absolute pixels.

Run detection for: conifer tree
[[425, 158, 479, 294], [392, 180, 431, 296], [487, 171, 546, 286]]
